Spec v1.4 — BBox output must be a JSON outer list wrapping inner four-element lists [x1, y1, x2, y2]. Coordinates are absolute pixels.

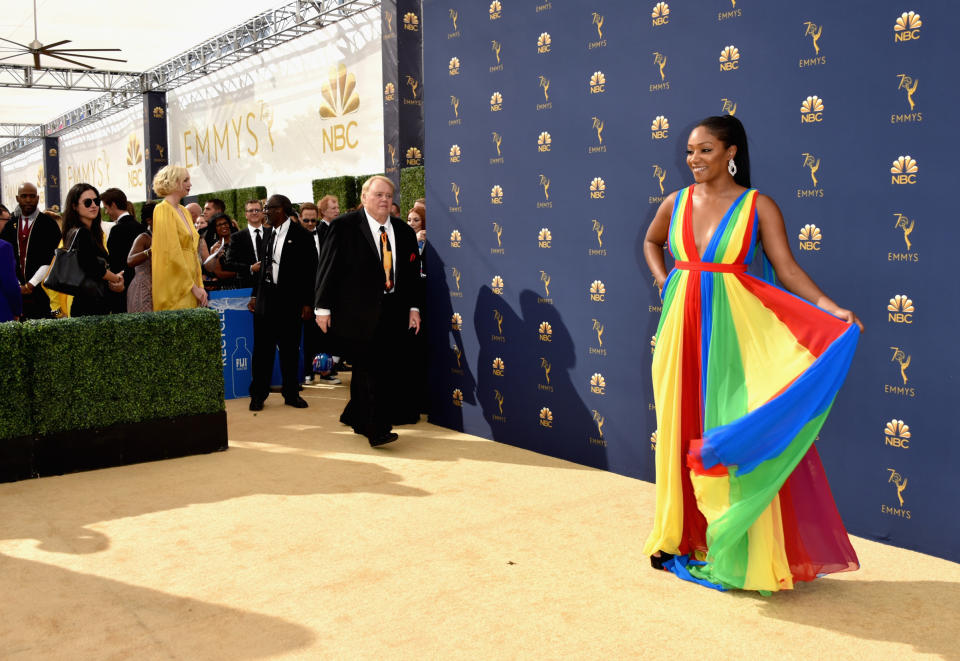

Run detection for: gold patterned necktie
[[380, 226, 393, 290]]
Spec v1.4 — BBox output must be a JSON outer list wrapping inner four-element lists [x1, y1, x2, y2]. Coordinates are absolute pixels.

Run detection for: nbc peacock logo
[[152, 106, 165, 119], [590, 71, 606, 94], [887, 294, 914, 324], [449, 230, 462, 248], [489, 0, 502, 20], [652, 2, 669, 26], [539, 407, 554, 428], [537, 32, 552, 54], [538, 228, 552, 248], [801, 95, 824, 123], [650, 335, 657, 355], [449, 57, 461, 76], [884, 419, 912, 449], [318, 63, 360, 118], [894, 11, 921, 42], [126, 134, 143, 166], [719, 45, 740, 71], [451, 312, 463, 331], [538, 321, 553, 342], [384, 82, 395, 101], [490, 91, 503, 112], [491, 275, 505, 295], [651, 115, 669, 139], [590, 373, 606, 395], [452, 389, 464, 407], [798, 224, 822, 251], [403, 11, 419, 31], [589, 280, 606, 302], [650, 429, 658, 451], [449, 144, 461, 163], [491, 184, 504, 204], [891, 156, 918, 185], [405, 147, 422, 166], [538, 131, 552, 152], [589, 177, 606, 199], [492, 357, 505, 376]]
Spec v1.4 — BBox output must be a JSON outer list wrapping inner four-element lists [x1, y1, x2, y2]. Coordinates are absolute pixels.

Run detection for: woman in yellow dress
[[150, 165, 208, 310]]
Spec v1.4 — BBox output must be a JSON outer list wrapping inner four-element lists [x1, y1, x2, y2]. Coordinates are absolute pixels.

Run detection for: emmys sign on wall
[[58, 106, 146, 200], [167, 7, 384, 202], [1, 147, 46, 210]]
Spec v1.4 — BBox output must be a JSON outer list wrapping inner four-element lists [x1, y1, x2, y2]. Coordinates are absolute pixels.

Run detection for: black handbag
[[44, 230, 107, 298]]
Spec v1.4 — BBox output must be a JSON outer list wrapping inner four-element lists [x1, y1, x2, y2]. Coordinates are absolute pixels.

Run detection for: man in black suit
[[102, 188, 142, 312], [0, 183, 61, 319], [223, 199, 269, 288], [314, 175, 422, 446], [247, 194, 318, 411]]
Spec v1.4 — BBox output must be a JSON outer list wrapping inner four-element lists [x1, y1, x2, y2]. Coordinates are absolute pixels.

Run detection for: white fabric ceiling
[[0, 0, 293, 126]]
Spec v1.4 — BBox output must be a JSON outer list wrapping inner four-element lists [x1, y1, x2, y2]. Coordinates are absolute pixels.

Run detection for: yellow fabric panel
[[689, 471, 730, 527], [723, 278, 815, 410], [718, 190, 757, 263], [41, 239, 71, 316], [742, 495, 794, 591], [643, 273, 688, 557], [151, 200, 202, 311]]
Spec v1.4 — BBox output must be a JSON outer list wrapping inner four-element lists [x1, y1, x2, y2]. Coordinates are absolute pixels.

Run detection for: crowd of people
[[0, 166, 428, 445]]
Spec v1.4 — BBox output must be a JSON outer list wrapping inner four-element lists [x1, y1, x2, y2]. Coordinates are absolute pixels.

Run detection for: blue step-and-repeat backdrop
[[422, 0, 956, 562]]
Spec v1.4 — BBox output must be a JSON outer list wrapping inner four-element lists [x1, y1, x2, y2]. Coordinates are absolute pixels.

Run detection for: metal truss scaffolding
[[1, 0, 380, 159]]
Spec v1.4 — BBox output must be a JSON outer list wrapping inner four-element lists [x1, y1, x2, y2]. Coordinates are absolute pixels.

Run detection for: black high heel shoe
[[650, 552, 674, 570]]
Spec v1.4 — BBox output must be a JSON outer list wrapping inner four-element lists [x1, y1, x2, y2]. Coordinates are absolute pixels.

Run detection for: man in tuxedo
[[315, 175, 422, 447], [247, 194, 318, 411], [0, 183, 61, 319], [224, 199, 269, 288], [102, 188, 142, 312]]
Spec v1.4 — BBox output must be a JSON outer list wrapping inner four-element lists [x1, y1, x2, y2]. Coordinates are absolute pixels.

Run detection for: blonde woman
[[151, 165, 207, 309]]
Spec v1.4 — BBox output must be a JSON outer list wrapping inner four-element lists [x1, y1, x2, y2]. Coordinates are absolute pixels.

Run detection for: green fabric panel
[[655, 271, 682, 338], [703, 277, 746, 431], [713, 194, 747, 259]]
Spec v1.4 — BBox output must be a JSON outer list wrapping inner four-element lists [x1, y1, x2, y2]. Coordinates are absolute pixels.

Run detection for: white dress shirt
[[19, 209, 47, 286], [269, 219, 291, 284], [247, 225, 264, 261]]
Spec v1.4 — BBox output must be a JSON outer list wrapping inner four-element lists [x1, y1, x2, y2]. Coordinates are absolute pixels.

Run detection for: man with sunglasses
[[0, 182, 61, 319]]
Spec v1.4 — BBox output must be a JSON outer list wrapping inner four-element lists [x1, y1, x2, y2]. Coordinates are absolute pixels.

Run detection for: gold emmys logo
[[451, 182, 461, 206], [152, 106, 164, 119], [539, 174, 551, 201], [590, 373, 606, 395], [896, 74, 919, 112], [450, 95, 460, 118], [384, 82, 395, 101], [492, 222, 503, 247], [540, 358, 552, 385], [450, 229, 462, 248], [651, 115, 669, 139], [451, 267, 462, 292], [491, 40, 502, 69], [449, 57, 461, 75], [593, 318, 604, 346], [893, 213, 915, 251], [592, 410, 605, 438], [589, 177, 606, 199], [490, 91, 503, 112], [402, 11, 419, 31], [538, 229, 552, 249], [589, 71, 606, 94], [494, 309, 504, 335], [492, 132, 503, 157], [590, 117, 605, 154], [891, 155, 918, 185], [593, 12, 605, 38], [798, 224, 822, 251], [719, 45, 740, 71], [491, 184, 504, 204], [384, 9, 394, 33], [884, 419, 912, 449], [590, 280, 606, 302], [652, 2, 669, 26], [721, 98, 737, 115], [539, 75, 551, 102], [804, 21, 823, 54], [492, 357, 505, 376], [489, 0, 502, 20], [894, 11, 921, 42], [650, 429, 658, 451], [653, 52, 667, 82], [538, 321, 553, 342], [539, 407, 554, 428], [887, 294, 914, 324], [801, 95, 824, 123], [802, 153, 821, 188], [126, 134, 143, 166], [491, 274, 505, 294], [451, 312, 463, 331], [453, 388, 464, 407], [537, 32, 552, 54], [592, 220, 604, 248], [540, 270, 551, 296], [652, 165, 667, 195], [155, 143, 164, 160], [886, 468, 908, 508], [387, 143, 396, 166], [406, 75, 419, 99], [405, 147, 422, 166], [493, 389, 505, 415], [449, 9, 458, 32], [452, 344, 462, 369], [538, 132, 552, 153], [890, 346, 911, 385], [449, 144, 461, 163]]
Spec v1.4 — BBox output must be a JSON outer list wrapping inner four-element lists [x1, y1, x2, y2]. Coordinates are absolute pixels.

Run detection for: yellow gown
[[151, 199, 202, 311]]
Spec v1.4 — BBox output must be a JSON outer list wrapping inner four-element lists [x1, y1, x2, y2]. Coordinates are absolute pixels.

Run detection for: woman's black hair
[[696, 115, 751, 188], [62, 182, 104, 247]]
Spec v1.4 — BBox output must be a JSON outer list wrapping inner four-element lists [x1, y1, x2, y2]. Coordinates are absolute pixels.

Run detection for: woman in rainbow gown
[[642, 115, 862, 592]]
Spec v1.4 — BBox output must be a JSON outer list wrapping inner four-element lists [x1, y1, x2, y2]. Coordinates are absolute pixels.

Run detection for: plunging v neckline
[[686, 185, 748, 261]]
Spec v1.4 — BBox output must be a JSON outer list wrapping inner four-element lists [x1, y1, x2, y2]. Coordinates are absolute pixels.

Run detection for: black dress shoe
[[650, 552, 674, 570], [284, 396, 309, 408], [368, 432, 399, 447], [249, 398, 265, 411]]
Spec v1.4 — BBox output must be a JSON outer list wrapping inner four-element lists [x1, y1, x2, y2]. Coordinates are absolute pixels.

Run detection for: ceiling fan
[[0, 0, 127, 70]]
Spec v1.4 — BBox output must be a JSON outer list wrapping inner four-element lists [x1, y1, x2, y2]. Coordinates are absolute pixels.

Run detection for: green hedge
[[0, 322, 31, 439], [311, 176, 359, 211], [234, 186, 267, 229], [400, 166, 425, 220], [198, 189, 238, 226], [17, 309, 224, 437]]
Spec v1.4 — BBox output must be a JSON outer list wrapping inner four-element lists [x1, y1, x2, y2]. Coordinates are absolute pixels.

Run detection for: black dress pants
[[250, 286, 302, 402]]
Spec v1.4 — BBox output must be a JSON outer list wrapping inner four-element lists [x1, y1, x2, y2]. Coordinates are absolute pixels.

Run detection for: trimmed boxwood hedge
[[198, 189, 238, 226], [400, 166, 425, 220], [311, 175, 359, 211], [0, 321, 31, 439], [17, 309, 224, 437]]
